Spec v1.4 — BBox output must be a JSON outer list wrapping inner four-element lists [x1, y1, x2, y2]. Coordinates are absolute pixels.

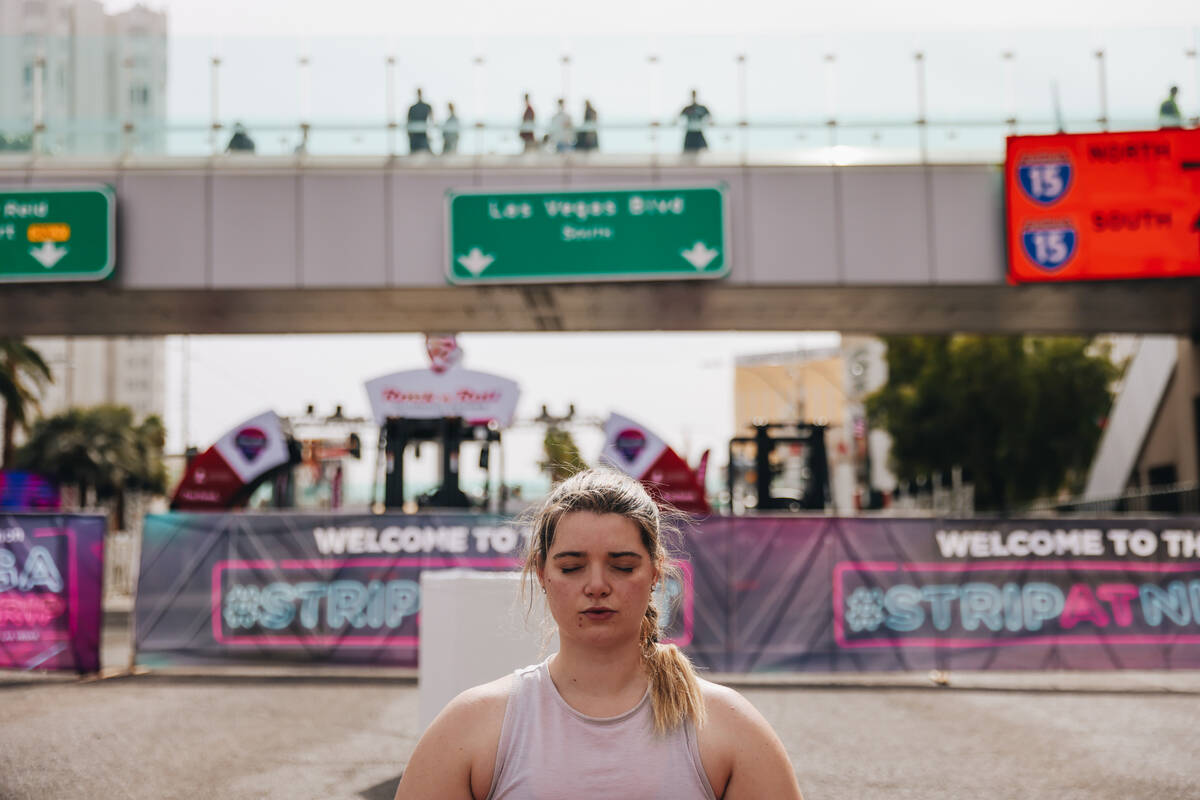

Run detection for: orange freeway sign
[[1006, 128, 1200, 283]]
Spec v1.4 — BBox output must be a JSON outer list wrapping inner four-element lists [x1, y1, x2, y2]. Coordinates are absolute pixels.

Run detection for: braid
[[640, 582, 705, 735], [641, 601, 661, 653]]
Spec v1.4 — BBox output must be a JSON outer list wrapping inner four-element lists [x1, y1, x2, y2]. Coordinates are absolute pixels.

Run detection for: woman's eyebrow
[[550, 551, 643, 559]]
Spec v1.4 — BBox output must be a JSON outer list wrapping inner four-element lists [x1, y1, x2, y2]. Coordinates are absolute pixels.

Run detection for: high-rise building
[[0, 0, 167, 154], [24, 336, 166, 423]]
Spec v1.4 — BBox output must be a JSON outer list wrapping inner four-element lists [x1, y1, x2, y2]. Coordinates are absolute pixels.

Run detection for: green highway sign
[[0, 185, 115, 283], [446, 185, 728, 284]]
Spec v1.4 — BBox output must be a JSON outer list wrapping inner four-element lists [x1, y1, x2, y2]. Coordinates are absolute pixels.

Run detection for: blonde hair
[[522, 468, 706, 734]]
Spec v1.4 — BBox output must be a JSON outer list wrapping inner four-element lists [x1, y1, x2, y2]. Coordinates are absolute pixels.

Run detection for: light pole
[[560, 54, 571, 107], [648, 53, 661, 153], [1187, 35, 1199, 126], [472, 55, 485, 155], [32, 52, 46, 153], [298, 55, 311, 155], [121, 55, 136, 156], [736, 52, 748, 158], [209, 56, 221, 154], [385, 56, 397, 156], [1002, 50, 1016, 134], [823, 52, 838, 154], [914, 51, 927, 163]]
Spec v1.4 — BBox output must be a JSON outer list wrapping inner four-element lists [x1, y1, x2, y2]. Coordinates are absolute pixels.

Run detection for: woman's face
[[537, 511, 659, 650]]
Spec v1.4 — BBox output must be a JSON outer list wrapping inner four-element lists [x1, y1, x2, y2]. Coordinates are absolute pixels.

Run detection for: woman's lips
[[582, 608, 616, 620]]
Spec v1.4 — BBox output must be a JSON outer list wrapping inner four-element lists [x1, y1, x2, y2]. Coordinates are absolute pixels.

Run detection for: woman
[[395, 469, 804, 799]]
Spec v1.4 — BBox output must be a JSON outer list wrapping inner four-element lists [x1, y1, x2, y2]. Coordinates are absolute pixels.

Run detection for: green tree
[[15, 405, 167, 529], [866, 335, 1119, 511], [541, 427, 589, 484], [0, 338, 53, 469]]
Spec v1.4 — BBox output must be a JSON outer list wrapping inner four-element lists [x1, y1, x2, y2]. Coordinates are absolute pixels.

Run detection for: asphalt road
[[2, 619, 1198, 799]]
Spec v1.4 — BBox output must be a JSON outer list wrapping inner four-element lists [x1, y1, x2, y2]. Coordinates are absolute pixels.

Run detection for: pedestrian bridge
[[0, 153, 1195, 336]]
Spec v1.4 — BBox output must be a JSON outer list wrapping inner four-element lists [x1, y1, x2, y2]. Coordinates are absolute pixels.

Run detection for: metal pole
[[736, 52, 748, 159], [472, 55, 485, 155], [648, 54, 661, 153], [823, 52, 837, 156], [298, 55, 311, 154], [122, 56, 135, 156], [181, 335, 191, 452], [1002, 50, 1016, 134], [914, 51, 927, 164], [560, 54, 571, 107], [32, 52, 45, 153], [1095, 49, 1108, 131], [1188, 32, 1199, 126], [385, 56, 397, 156], [209, 56, 221, 154]]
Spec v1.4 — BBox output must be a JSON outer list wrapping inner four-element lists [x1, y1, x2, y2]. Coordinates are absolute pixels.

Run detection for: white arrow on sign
[[457, 247, 495, 276], [680, 241, 719, 270], [29, 241, 68, 269]]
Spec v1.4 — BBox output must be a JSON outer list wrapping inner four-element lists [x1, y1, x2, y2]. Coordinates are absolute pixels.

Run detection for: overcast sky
[[113, 0, 1200, 37]]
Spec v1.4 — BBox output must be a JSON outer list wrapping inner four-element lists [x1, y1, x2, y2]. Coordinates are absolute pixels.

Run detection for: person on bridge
[[575, 99, 599, 152], [407, 89, 434, 154], [394, 469, 805, 800], [680, 89, 712, 153], [442, 103, 461, 155], [547, 98, 575, 153], [520, 93, 537, 153], [225, 122, 255, 153], [1159, 85, 1184, 128]]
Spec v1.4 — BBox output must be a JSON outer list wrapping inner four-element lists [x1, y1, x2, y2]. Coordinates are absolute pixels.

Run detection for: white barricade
[[418, 569, 557, 730]]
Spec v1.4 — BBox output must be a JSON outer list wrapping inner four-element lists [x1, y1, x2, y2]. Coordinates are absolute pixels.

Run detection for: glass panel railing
[[0, 27, 1196, 162]]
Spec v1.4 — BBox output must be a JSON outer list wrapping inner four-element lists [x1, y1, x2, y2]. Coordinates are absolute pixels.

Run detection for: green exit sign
[[0, 185, 115, 283], [445, 185, 728, 284]]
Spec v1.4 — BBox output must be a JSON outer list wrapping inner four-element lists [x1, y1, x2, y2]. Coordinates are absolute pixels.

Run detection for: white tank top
[[485, 659, 717, 800]]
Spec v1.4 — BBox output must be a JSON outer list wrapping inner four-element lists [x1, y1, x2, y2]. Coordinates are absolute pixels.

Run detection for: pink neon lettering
[[0, 594, 66, 626], [1096, 583, 1139, 627], [1060, 584, 1110, 629]]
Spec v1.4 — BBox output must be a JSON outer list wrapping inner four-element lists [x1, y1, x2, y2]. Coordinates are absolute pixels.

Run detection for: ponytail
[[640, 577, 706, 735]]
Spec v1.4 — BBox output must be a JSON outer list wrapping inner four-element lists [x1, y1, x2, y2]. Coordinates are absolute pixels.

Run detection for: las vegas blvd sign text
[[446, 186, 728, 284]]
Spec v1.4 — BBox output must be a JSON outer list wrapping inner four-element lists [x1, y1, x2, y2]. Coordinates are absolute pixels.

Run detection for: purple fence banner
[[135, 513, 1200, 672], [137, 513, 522, 667], [135, 512, 688, 668], [1, 514, 105, 673], [682, 517, 1200, 672]]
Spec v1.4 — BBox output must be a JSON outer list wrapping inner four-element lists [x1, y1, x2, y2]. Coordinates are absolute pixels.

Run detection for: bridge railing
[[2, 27, 1197, 162], [0, 115, 1192, 165]]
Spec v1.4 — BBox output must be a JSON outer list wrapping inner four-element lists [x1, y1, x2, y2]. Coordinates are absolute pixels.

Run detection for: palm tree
[[16, 405, 167, 529], [541, 426, 589, 484], [0, 338, 53, 469]]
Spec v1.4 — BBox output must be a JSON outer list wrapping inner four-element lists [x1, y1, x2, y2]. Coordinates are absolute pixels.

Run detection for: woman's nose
[[584, 565, 610, 597]]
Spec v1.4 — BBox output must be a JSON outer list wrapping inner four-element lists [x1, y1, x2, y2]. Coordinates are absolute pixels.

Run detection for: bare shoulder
[[424, 673, 512, 745], [695, 679, 804, 800], [699, 679, 767, 728], [394, 674, 513, 800], [450, 673, 513, 719]]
